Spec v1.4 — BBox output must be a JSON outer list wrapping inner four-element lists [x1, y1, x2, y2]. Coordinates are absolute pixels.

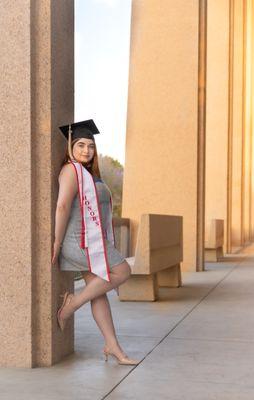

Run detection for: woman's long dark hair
[[61, 138, 101, 178]]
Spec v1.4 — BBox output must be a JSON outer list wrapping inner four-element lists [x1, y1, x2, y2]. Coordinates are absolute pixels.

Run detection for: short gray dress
[[59, 176, 126, 272]]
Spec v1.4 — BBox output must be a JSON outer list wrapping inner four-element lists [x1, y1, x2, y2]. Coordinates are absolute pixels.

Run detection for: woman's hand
[[52, 241, 62, 267]]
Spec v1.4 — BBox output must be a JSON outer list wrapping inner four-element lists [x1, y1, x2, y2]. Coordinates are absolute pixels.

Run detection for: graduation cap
[[59, 119, 100, 160]]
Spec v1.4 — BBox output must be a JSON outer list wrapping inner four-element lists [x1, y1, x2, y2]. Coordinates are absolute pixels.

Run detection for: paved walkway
[[1, 244, 254, 399]]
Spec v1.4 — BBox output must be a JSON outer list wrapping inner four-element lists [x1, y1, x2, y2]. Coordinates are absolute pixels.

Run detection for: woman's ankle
[[104, 339, 119, 349]]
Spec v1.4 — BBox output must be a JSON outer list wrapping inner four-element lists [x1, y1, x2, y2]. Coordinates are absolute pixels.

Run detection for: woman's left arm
[[52, 164, 78, 266]]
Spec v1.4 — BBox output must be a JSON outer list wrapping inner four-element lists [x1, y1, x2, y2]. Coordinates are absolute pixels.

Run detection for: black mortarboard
[[59, 119, 100, 141], [59, 119, 100, 160]]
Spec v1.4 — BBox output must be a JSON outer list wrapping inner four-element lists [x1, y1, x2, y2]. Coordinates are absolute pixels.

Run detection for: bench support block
[[118, 274, 158, 301], [156, 264, 182, 287], [205, 247, 224, 262]]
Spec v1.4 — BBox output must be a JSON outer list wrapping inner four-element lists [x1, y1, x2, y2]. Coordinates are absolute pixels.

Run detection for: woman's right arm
[[52, 164, 78, 266]]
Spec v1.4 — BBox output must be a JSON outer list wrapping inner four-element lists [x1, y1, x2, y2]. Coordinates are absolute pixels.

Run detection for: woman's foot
[[57, 293, 75, 331], [103, 342, 139, 365], [103, 342, 127, 359]]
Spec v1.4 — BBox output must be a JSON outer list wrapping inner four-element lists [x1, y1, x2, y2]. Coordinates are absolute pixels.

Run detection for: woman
[[52, 119, 139, 366]]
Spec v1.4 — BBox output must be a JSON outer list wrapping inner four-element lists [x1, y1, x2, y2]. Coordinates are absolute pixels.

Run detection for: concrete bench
[[112, 217, 130, 258], [205, 219, 224, 261], [118, 213, 183, 301]]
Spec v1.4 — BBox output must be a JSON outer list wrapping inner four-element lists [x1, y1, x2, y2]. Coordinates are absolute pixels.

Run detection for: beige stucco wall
[[0, 1, 74, 367], [122, 0, 201, 272]]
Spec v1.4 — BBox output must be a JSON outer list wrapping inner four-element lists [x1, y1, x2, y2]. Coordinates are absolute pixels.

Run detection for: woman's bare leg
[[80, 271, 126, 358], [60, 261, 130, 321]]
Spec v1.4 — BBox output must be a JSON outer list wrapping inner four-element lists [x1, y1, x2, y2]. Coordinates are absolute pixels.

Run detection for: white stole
[[70, 160, 116, 283]]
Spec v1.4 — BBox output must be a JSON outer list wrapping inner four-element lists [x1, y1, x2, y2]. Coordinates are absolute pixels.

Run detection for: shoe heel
[[103, 351, 108, 362]]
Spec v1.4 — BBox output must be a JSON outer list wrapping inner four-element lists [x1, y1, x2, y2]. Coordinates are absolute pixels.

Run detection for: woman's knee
[[124, 261, 131, 278], [112, 260, 131, 281], [81, 271, 96, 285], [81, 271, 107, 302]]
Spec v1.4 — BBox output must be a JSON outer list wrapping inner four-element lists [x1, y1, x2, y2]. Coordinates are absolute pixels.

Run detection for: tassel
[[68, 124, 75, 160]]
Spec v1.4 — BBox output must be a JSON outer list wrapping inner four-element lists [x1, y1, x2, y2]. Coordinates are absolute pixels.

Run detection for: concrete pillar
[[228, 0, 254, 252], [251, 0, 254, 240], [242, 0, 253, 245], [122, 0, 206, 271], [0, 1, 74, 367], [206, 0, 254, 254], [230, 0, 245, 252], [205, 0, 230, 255]]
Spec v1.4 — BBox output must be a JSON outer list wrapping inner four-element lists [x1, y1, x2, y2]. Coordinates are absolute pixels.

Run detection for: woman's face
[[72, 138, 95, 164]]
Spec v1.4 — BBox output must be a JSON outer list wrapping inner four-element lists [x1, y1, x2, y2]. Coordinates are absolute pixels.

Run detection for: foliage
[[98, 153, 124, 218]]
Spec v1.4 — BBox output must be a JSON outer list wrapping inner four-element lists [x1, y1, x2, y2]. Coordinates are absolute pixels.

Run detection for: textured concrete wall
[[0, 0, 74, 367], [122, 0, 201, 271]]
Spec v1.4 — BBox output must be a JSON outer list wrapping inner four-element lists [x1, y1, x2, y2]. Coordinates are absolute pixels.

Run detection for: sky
[[75, 0, 132, 165]]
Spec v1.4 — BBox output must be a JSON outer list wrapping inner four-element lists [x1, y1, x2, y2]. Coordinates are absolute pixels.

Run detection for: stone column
[[229, 0, 245, 252], [228, 0, 254, 252], [242, 0, 253, 246], [0, 0, 74, 367], [205, 0, 230, 255], [122, 0, 206, 271], [251, 0, 254, 240]]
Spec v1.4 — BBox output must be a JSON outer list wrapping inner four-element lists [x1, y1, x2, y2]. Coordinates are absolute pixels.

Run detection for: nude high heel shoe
[[57, 292, 74, 331], [103, 346, 139, 365]]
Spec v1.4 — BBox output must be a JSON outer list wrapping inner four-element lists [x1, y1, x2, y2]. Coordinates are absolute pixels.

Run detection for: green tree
[[98, 153, 124, 218]]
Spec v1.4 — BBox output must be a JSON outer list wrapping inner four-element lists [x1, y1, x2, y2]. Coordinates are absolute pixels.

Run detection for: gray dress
[[59, 176, 126, 272]]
